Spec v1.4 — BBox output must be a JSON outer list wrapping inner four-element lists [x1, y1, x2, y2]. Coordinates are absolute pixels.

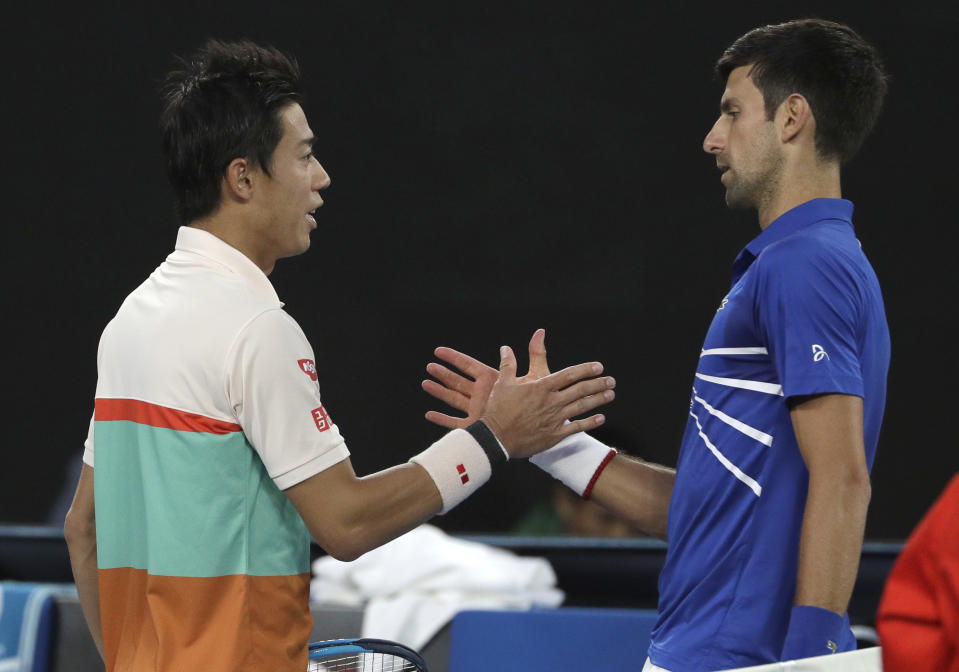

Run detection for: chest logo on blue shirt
[[717, 294, 729, 312], [812, 344, 830, 362]]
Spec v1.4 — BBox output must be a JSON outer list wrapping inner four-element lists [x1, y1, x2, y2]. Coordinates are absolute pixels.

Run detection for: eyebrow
[[298, 136, 315, 148], [720, 98, 740, 113]]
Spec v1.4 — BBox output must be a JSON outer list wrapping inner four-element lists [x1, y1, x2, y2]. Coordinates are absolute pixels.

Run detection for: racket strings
[[307, 652, 420, 672]]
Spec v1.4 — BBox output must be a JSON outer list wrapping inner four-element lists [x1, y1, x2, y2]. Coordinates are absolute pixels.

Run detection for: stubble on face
[[724, 121, 785, 213]]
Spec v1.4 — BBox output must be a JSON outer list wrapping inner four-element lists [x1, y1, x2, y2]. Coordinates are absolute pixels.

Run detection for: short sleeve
[[82, 411, 95, 467], [754, 240, 864, 401], [227, 309, 350, 489]]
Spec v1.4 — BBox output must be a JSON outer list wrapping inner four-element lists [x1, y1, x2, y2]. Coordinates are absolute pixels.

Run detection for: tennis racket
[[307, 637, 428, 671]]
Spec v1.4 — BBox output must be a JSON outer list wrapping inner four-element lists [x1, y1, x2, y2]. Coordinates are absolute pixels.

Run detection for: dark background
[[3, 1, 956, 539]]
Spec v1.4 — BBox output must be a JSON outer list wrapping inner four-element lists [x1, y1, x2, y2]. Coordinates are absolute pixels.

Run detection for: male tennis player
[[424, 19, 890, 671], [62, 39, 615, 672]]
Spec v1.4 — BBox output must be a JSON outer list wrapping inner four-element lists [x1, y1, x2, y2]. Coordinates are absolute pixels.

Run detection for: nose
[[313, 158, 331, 191], [703, 117, 725, 155]]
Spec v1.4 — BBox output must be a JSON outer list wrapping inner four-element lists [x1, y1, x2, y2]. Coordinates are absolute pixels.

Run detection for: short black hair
[[160, 39, 302, 223], [716, 19, 888, 164]]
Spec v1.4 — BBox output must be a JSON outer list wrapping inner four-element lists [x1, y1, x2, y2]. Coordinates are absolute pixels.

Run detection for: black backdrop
[[3, 1, 957, 539]]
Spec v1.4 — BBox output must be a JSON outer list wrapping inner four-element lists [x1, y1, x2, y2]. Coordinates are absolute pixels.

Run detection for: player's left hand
[[422, 328, 552, 429]]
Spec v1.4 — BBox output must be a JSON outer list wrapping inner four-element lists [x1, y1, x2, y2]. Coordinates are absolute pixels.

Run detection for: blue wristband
[[780, 605, 852, 661]]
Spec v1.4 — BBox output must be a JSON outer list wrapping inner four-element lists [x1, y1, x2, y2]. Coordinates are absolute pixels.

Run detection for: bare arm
[[288, 343, 614, 560], [790, 393, 871, 613], [587, 453, 675, 540], [63, 464, 104, 661], [285, 459, 441, 561]]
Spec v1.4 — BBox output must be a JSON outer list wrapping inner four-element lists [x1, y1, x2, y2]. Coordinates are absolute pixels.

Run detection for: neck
[[190, 209, 275, 275], [757, 159, 841, 230]]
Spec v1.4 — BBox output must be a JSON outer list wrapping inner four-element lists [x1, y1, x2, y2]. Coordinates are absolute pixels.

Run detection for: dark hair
[[160, 39, 302, 223], [716, 19, 887, 164]]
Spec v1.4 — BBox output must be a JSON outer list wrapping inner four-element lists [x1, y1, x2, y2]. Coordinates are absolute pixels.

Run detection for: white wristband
[[411, 428, 495, 514], [529, 431, 616, 499]]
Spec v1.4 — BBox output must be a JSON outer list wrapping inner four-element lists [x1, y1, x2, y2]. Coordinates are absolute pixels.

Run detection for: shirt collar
[[731, 198, 855, 284], [173, 226, 282, 304]]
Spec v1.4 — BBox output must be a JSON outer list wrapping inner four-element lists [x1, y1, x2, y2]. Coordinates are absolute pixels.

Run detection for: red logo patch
[[311, 405, 333, 432], [298, 359, 318, 381], [457, 463, 469, 484]]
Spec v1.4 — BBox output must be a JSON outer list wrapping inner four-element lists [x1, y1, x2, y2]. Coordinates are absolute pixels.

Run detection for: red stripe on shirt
[[95, 398, 242, 434]]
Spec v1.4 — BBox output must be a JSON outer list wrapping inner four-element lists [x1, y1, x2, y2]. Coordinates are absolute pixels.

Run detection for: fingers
[[434, 347, 495, 379], [424, 410, 467, 429], [425, 362, 476, 397], [561, 387, 615, 420], [421, 379, 470, 413], [498, 345, 517, 379], [554, 375, 616, 407], [543, 361, 605, 390], [551, 376, 615, 423], [556, 414, 607, 437]]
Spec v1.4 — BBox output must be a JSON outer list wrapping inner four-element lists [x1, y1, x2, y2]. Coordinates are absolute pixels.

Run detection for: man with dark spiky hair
[[63, 39, 615, 672], [424, 19, 890, 670]]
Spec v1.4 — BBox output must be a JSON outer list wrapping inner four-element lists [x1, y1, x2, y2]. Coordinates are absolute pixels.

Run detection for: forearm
[[794, 469, 871, 613], [589, 453, 675, 540], [287, 461, 442, 562], [339, 463, 443, 558], [65, 523, 104, 659]]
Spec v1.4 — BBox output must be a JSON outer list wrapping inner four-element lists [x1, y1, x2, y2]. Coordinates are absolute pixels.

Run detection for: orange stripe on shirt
[[99, 568, 312, 672], [95, 398, 242, 434]]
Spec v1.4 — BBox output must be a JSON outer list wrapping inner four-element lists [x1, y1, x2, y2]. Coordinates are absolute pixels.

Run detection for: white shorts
[[643, 658, 672, 672]]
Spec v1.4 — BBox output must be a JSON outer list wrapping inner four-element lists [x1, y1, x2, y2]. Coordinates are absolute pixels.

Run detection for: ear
[[223, 157, 254, 202], [778, 93, 814, 145]]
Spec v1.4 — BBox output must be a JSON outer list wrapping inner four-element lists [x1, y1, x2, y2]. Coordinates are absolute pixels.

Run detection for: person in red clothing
[[877, 473, 959, 672]]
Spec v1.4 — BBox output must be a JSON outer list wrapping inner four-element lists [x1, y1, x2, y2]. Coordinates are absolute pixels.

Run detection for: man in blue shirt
[[423, 18, 890, 671]]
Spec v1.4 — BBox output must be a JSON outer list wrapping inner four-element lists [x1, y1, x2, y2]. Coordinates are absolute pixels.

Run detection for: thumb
[[498, 345, 517, 379], [528, 328, 550, 378]]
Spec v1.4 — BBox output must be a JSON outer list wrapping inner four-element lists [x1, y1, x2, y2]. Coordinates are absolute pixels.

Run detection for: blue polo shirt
[[647, 199, 890, 671]]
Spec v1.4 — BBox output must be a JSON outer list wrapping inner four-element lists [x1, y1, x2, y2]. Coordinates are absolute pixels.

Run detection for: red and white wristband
[[529, 431, 616, 499], [410, 421, 508, 514]]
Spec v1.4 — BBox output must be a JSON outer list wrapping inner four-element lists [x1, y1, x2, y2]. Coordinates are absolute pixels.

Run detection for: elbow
[[310, 522, 371, 563], [63, 507, 96, 551], [835, 465, 872, 513], [845, 464, 872, 506], [325, 544, 364, 563]]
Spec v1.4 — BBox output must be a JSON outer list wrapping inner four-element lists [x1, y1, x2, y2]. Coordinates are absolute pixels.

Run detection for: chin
[[279, 240, 311, 261], [724, 187, 755, 211]]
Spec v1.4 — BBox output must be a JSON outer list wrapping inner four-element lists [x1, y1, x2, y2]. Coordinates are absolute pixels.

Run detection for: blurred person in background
[[877, 473, 959, 672]]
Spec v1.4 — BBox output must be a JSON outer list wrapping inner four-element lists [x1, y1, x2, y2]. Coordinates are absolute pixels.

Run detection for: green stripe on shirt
[[94, 420, 309, 577]]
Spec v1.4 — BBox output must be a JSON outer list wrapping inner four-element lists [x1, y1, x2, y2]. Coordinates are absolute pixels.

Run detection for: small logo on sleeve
[[298, 359, 318, 381], [812, 344, 830, 362], [311, 405, 333, 432], [457, 463, 469, 484], [827, 640, 837, 654]]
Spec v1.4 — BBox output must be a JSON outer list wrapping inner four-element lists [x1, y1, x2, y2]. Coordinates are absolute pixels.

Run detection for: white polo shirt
[[83, 226, 350, 671], [83, 225, 350, 487]]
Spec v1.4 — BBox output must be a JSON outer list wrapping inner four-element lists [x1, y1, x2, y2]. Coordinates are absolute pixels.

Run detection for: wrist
[[465, 420, 509, 465], [410, 421, 505, 514], [781, 605, 850, 661], [529, 431, 616, 498]]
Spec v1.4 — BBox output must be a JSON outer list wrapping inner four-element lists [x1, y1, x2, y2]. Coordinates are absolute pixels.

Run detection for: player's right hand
[[480, 345, 614, 459], [422, 329, 552, 429]]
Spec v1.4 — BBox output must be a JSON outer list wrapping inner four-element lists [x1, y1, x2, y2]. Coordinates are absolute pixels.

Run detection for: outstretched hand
[[422, 329, 615, 458], [422, 328, 551, 429], [482, 344, 614, 458]]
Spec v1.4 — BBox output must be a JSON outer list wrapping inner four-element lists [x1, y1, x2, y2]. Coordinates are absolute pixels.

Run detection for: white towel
[[310, 525, 564, 649]]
